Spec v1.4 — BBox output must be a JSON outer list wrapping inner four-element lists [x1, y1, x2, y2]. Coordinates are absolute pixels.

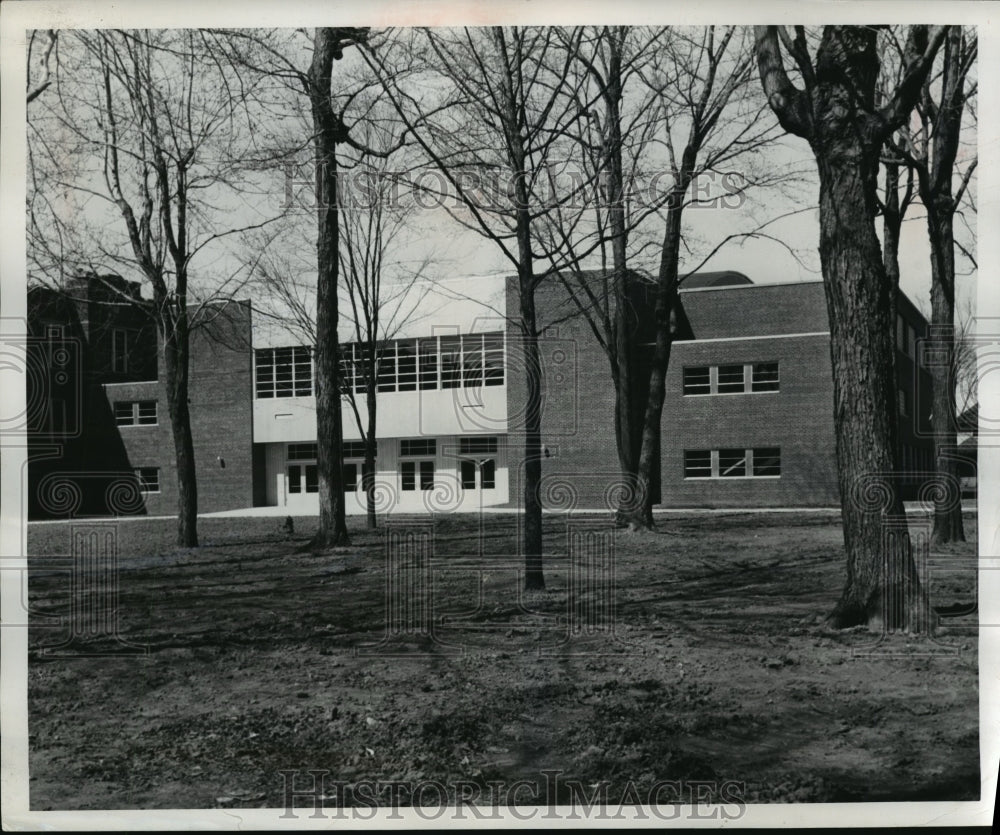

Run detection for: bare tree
[[26, 29, 58, 103], [367, 26, 603, 589], [895, 26, 977, 544], [756, 25, 947, 630], [28, 29, 274, 546]]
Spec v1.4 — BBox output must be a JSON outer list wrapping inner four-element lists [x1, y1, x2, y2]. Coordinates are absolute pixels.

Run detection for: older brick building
[[26, 270, 933, 518]]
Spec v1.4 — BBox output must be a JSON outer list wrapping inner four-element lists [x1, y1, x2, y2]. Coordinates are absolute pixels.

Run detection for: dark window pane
[[440, 336, 462, 389], [751, 362, 779, 392], [717, 365, 745, 394], [401, 461, 415, 491], [135, 467, 159, 492], [483, 333, 504, 386], [419, 338, 438, 390], [683, 450, 712, 478], [288, 465, 302, 494], [752, 447, 781, 477], [137, 401, 157, 424], [114, 402, 134, 426], [460, 436, 498, 455], [342, 441, 369, 458], [343, 463, 358, 491], [401, 439, 436, 457], [376, 342, 396, 392], [682, 366, 711, 395], [396, 340, 417, 392], [718, 448, 747, 477], [419, 461, 434, 490], [288, 443, 317, 461], [461, 460, 476, 489], [305, 464, 318, 493], [462, 334, 484, 387]]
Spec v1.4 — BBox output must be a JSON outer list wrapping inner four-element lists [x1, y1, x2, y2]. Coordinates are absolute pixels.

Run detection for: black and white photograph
[[1, 0, 996, 829]]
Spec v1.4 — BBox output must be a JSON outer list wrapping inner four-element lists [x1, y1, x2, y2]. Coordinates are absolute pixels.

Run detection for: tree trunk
[[816, 149, 926, 631], [927, 196, 965, 543], [364, 385, 377, 530], [309, 29, 349, 549], [162, 306, 198, 548], [626, 191, 685, 530], [519, 273, 545, 590]]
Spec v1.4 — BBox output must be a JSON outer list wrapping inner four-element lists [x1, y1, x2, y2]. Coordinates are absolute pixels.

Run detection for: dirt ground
[[25, 510, 980, 811]]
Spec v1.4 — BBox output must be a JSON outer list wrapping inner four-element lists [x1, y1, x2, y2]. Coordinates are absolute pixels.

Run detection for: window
[[751, 362, 779, 392], [440, 336, 462, 389], [481, 459, 496, 489], [135, 467, 159, 493], [483, 334, 504, 386], [115, 401, 157, 426], [684, 450, 712, 479], [288, 465, 302, 493], [683, 366, 711, 395], [462, 334, 485, 387], [288, 443, 317, 461], [751, 447, 781, 477], [685, 448, 781, 479], [401, 460, 435, 491], [718, 448, 747, 477], [376, 341, 397, 392], [342, 441, 369, 458], [401, 439, 436, 457], [343, 462, 359, 491], [305, 464, 318, 493], [716, 365, 745, 394], [112, 329, 130, 374], [461, 459, 476, 489], [898, 388, 910, 417], [460, 436, 498, 455], [419, 339, 438, 390], [255, 346, 313, 398], [396, 340, 417, 392]]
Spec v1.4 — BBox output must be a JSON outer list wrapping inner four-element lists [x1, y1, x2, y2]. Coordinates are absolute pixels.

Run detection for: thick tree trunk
[[881, 159, 905, 476], [927, 198, 965, 543], [309, 30, 349, 549], [162, 309, 198, 548], [816, 150, 927, 631]]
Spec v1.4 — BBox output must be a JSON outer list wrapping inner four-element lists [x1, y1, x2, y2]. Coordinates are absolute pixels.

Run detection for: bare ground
[[25, 510, 980, 810]]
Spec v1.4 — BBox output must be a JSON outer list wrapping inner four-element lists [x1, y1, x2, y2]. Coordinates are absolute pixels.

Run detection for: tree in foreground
[[28, 29, 269, 547], [756, 25, 947, 629]]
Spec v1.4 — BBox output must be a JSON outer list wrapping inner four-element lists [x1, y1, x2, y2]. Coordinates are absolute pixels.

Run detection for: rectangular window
[[255, 347, 313, 398], [718, 448, 747, 477], [462, 334, 484, 387], [342, 441, 369, 459], [751, 362, 779, 392], [287, 443, 317, 461], [114, 401, 134, 426], [716, 365, 745, 394], [419, 460, 435, 490], [343, 462, 359, 491], [115, 401, 157, 426], [134, 466, 159, 493], [339, 343, 355, 395], [459, 436, 498, 455], [401, 461, 416, 491], [440, 336, 462, 389], [401, 439, 436, 457], [898, 388, 910, 417], [305, 464, 318, 493], [288, 464, 302, 494], [751, 447, 781, 477], [112, 329, 129, 374], [683, 450, 712, 478], [396, 339, 417, 392], [483, 333, 504, 386], [419, 338, 439, 390], [376, 341, 397, 393], [461, 459, 476, 489], [682, 366, 711, 396]]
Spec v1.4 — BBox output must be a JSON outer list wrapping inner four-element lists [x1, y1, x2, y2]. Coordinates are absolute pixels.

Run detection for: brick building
[[26, 270, 933, 518]]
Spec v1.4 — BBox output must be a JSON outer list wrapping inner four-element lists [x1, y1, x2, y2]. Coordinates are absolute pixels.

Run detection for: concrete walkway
[[26, 502, 978, 525]]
